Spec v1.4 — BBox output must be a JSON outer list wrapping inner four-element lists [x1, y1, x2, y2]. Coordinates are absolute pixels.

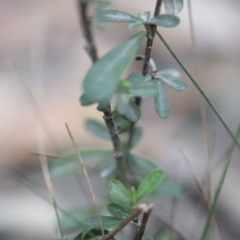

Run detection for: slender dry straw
[[200, 123, 240, 240], [40, 156, 64, 238], [65, 123, 104, 237]]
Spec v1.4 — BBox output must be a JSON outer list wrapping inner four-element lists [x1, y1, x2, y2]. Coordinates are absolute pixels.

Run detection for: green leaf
[[83, 216, 122, 230], [144, 237, 155, 240], [157, 232, 173, 240], [151, 14, 179, 28], [136, 170, 165, 202], [85, 119, 110, 140], [156, 70, 188, 91], [127, 73, 157, 98], [100, 161, 117, 178], [137, 11, 150, 22], [129, 21, 145, 29], [154, 81, 170, 119], [163, 0, 184, 14], [113, 113, 131, 132], [50, 149, 113, 177], [156, 68, 181, 78], [59, 207, 93, 233], [80, 31, 145, 105], [128, 153, 157, 175], [129, 186, 137, 207], [107, 203, 130, 218], [108, 180, 130, 206], [73, 229, 109, 240], [129, 127, 142, 148], [96, 9, 140, 23], [116, 95, 141, 122], [129, 82, 157, 98]]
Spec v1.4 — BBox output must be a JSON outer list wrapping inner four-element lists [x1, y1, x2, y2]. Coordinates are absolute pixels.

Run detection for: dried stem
[[134, 204, 153, 240], [78, 1, 98, 62], [102, 203, 152, 240], [127, 0, 163, 148], [77, 1, 124, 182]]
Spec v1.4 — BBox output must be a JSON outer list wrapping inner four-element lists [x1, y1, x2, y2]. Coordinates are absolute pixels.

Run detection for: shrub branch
[[77, 1, 125, 182], [127, 0, 163, 167]]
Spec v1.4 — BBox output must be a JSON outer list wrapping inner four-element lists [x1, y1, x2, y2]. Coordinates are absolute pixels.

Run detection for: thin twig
[[134, 204, 153, 240], [65, 123, 104, 237], [102, 203, 152, 240], [77, 1, 98, 62], [127, 0, 163, 149], [77, 0, 124, 182], [180, 149, 223, 240]]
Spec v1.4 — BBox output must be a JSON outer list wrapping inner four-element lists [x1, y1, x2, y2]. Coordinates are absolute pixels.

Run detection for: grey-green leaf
[[159, 73, 188, 91], [100, 161, 116, 178], [156, 68, 187, 91], [116, 95, 141, 122], [80, 31, 145, 105], [154, 81, 170, 119], [129, 82, 157, 98], [96, 9, 140, 23], [163, 0, 184, 14], [73, 229, 109, 240], [129, 127, 142, 148], [107, 203, 130, 218], [144, 237, 155, 240], [128, 153, 157, 175], [157, 232, 173, 240], [85, 119, 110, 140], [151, 14, 179, 28], [127, 73, 157, 98], [137, 11, 150, 22], [59, 207, 93, 233], [156, 68, 181, 78], [108, 180, 130, 207], [83, 216, 122, 230], [136, 170, 165, 202], [50, 149, 113, 177]]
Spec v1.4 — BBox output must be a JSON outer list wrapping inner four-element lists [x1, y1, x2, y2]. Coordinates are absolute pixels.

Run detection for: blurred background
[[0, 0, 240, 239]]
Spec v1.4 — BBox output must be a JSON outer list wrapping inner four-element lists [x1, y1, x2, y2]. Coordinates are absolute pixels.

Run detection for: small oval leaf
[[80, 31, 145, 105], [50, 149, 113, 177], [156, 68, 181, 78], [59, 207, 93, 233], [163, 0, 184, 14], [107, 203, 130, 218], [151, 14, 179, 28], [129, 127, 142, 148], [96, 9, 141, 23], [108, 180, 130, 206], [129, 82, 157, 98], [85, 119, 110, 140], [129, 186, 137, 207], [116, 95, 141, 122], [137, 11, 150, 22], [136, 170, 165, 202], [143, 237, 155, 240], [154, 81, 170, 119], [83, 216, 122, 230], [100, 161, 116, 178], [128, 154, 157, 175], [73, 229, 109, 240], [159, 74, 188, 91]]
